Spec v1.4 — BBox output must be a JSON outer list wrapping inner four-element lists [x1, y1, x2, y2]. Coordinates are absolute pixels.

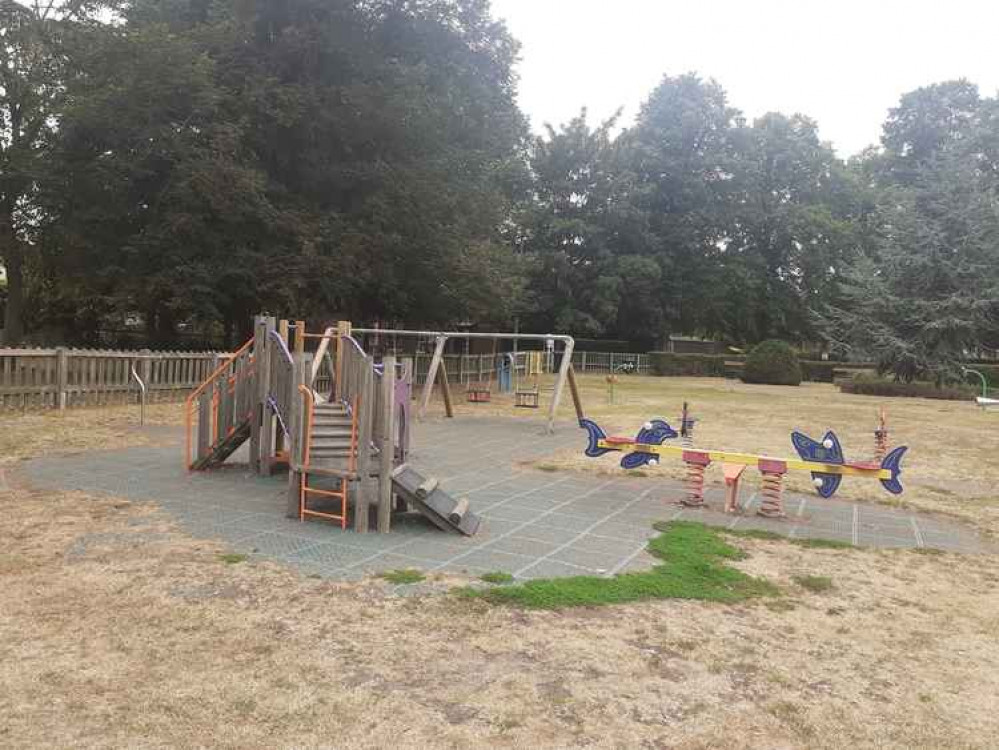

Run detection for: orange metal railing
[[297, 384, 358, 529], [184, 337, 255, 470]]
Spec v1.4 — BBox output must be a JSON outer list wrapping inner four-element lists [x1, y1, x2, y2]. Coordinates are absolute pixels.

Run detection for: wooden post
[[275, 320, 301, 459], [377, 355, 396, 532], [261, 316, 278, 475], [55, 347, 68, 410], [335, 320, 352, 401], [581, 351, 587, 373], [398, 358, 413, 463], [418, 335, 447, 419], [285, 351, 309, 518], [354, 357, 375, 532], [310, 326, 335, 386], [139, 350, 152, 403], [438, 358, 454, 417], [250, 315, 268, 473], [547, 338, 575, 434], [295, 319, 305, 356], [566, 364, 585, 422]]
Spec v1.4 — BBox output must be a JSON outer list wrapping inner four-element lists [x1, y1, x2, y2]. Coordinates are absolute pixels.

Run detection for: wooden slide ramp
[[191, 418, 252, 471], [391, 464, 481, 536]]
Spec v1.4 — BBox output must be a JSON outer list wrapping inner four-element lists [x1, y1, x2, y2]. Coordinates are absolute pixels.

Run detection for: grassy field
[[431, 373, 999, 537], [2, 382, 998, 747]]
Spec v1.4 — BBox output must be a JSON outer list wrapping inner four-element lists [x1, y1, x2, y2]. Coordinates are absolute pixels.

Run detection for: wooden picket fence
[[0, 347, 227, 411]]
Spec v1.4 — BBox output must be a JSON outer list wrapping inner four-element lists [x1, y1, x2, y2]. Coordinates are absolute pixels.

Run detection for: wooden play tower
[[185, 316, 412, 533]]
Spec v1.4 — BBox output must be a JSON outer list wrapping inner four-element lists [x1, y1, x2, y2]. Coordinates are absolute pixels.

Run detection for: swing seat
[[466, 382, 491, 403], [515, 385, 539, 408]]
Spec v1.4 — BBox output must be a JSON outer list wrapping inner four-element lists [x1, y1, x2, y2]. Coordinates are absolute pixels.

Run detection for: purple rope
[[268, 330, 294, 365], [267, 395, 290, 436]]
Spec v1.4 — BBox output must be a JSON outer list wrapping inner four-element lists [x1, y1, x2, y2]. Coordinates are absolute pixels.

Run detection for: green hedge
[[741, 340, 802, 386], [648, 352, 733, 377], [800, 361, 877, 382], [648, 352, 878, 383], [839, 375, 975, 400]]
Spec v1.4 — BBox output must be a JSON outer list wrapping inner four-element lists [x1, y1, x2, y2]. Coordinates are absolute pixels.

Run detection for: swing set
[[350, 326, 585, 433]]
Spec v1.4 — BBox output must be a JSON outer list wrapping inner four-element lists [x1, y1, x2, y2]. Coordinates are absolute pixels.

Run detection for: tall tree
[[714, 113, 863, 343], [825, 113, 999, 379], [0, 0, 95, 344], [625, 73, 740, 340], [516, 109, 634, 336], [47, 0, 529, 343], [877, 79, 981, 186], [824, 81, 999, 379]]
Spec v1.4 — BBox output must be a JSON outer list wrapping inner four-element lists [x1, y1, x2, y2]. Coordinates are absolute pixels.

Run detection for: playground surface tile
[[22, 417, 993, 581]]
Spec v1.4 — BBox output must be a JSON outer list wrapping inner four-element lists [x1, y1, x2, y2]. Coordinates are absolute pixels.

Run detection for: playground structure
[[580, 409, 907, 517], [184, 316, 480, 534], [350, 327, 584, 432]]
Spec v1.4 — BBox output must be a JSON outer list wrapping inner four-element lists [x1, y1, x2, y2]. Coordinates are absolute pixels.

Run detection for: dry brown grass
[[0, 402, 185, 465], [3, 393, 999, 748], [463, 374, 999, 537]]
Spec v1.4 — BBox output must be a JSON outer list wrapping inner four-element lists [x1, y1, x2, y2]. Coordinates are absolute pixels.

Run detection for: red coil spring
[[758, 472, 785, 517], [683, 461, 706, 506], [874, 429, 889, 462]]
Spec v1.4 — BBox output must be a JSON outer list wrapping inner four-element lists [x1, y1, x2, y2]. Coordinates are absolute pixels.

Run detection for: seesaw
[[579, 415, 907, 518]]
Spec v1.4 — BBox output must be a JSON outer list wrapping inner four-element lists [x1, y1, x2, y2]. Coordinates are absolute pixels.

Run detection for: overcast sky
[[490, 0, 999, 158]]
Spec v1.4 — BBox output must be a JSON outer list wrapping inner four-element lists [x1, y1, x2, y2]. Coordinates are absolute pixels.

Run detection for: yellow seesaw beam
[[597, 439, 892, 480]]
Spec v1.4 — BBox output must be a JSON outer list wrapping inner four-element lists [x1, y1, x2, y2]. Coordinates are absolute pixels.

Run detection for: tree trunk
[[0, 200, 25, 345], [3, 246, 25, 346]]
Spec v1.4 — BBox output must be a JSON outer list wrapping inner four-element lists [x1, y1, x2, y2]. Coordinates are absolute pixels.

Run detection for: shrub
[[839, 375, 975, 400], [741, 340, 802, 386], [648, 352, 734, 377]]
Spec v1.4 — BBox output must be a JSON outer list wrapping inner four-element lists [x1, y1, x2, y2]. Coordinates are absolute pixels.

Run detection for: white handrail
[[130, 364, 147, 426]]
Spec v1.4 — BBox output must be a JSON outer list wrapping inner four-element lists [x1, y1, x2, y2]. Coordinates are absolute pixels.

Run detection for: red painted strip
[[605, 436, 634, 445], [758, 458, 787, 474], [682, 450, 711, 466]]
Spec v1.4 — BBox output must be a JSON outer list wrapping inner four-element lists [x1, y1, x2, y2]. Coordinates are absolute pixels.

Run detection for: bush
[[839, 375, 975, 400], [648, 352, 733, 377], [741, 340, 802, 386]]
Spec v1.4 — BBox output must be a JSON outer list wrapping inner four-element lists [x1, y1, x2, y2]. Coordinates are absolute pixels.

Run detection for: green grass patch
[[219, 553, 248, 564], [380, 569, 425, 584], [480, 571, 515, 584], [458, 521, 778, 609], [724, 528, 784, 542], [724, 528, 855, 550], [795, 537, 854, 550], [793, 574, 834, 593]]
